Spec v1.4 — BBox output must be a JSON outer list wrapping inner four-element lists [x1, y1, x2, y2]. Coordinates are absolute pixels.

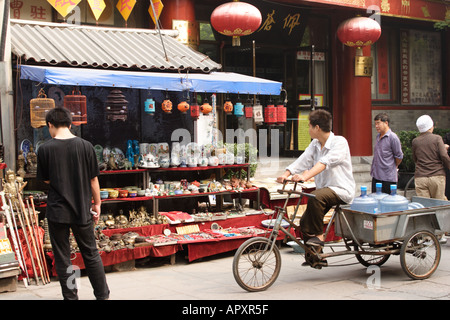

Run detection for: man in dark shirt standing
[[37, 107, 109, 300], [413, 115, 450, 200]]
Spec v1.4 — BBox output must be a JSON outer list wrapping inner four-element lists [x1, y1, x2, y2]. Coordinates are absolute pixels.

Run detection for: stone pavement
[[2, 238, 450, 302]]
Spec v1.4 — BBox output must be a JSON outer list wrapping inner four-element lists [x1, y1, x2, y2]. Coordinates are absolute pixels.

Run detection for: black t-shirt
[[37, 137, 99, 224]]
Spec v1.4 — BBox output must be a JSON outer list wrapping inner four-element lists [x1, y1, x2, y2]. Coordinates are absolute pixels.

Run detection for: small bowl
[[100, 190, 109, 199], [137, 190, 146, 197], [129, 191, 137, 198], [119, 190, 129, 198], [108, 189, 119, 199]]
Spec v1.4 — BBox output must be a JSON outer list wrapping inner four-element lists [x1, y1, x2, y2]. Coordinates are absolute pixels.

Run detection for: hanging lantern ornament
[[337, 16, 381, 56], [276, 89, 287, 125], [30, 88, 56, 128], [64, 87, 87, 126], [105, 89, 128, 121], [145, 98, 156, 115], [200, 94, 212, 115], [244, 97, 253, 118], [253, 98, 264, 124], [178, 101, 190, 114], [264, 97, 277, 125], [223, 92, 233, 114], [162, 91, 172, 114], [224, 100, 233, 114], [178, 91, 190, 114], [190, 93, 200, 120], [210, 0, 262, 46]]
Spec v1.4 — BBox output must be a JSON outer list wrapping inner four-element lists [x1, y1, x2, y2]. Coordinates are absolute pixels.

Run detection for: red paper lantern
[[264, 104, 277, 125], [276, 104, 286, 124], [244, 105, 253, 118], [190, 102, 200, 119], [210, 1, 262, 46], [337, 16, 381, 55]]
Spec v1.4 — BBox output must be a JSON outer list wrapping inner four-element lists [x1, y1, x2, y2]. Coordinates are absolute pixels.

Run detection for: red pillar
[[160, 0, 196, 29], [338, 45, 373, 156]]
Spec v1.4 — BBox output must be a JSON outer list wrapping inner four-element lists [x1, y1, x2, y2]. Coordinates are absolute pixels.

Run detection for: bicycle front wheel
[[232, 237, 281, 292]]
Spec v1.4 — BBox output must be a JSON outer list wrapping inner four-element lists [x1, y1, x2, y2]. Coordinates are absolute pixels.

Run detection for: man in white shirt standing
[[277, 110, 355, 250]]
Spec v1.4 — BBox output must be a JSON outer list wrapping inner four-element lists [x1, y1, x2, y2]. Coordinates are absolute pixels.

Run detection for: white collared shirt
[[286, 132, 355, 203]]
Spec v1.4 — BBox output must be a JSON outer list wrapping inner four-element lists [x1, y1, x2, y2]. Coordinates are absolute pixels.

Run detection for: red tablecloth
[[46, 244, 182, 276]]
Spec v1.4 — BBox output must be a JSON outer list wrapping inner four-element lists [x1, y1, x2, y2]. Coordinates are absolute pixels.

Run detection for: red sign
[[298, 0, 447, 22]]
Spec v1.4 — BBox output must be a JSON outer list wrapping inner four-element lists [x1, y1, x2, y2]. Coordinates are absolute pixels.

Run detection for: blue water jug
[[380, 185, 409, 213], [368, 182, 388, 213], [350, 186, 378, 213]]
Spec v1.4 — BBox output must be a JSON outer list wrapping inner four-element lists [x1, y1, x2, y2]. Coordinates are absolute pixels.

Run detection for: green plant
[[398, 130, 419, 172], [222, 142, 258, 179]]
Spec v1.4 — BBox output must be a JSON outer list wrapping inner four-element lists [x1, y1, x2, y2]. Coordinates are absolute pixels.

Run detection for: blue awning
[[19, 65, 282, 95]]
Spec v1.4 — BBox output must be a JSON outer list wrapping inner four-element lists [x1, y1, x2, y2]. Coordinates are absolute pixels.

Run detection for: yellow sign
[[47, 0, 82, 18], [297, 111, 311, 151], [0, 239, 13, 255], [87, 0, 106, 21], [148, 0, 164, 25], [354, 56, 373, 77], [116, 0, 136, 21]]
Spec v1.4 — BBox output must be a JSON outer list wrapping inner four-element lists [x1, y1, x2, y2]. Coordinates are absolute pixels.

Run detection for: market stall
[[2, 20, 285, 283]]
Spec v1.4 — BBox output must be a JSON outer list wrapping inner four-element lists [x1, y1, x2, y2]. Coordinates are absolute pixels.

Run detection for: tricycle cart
[[232, 181, 450, 292]]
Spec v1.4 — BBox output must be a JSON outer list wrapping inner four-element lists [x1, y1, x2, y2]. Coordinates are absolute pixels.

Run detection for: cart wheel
[[232, 237, 281, 292], [400, 230, 441, 280], [354, 244, 390, 267]]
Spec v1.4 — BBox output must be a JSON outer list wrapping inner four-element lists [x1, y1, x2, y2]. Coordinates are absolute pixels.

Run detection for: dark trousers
[[48, 220, 109, 300], [371, 178, 396, 195], [300, 188, 344, 239]]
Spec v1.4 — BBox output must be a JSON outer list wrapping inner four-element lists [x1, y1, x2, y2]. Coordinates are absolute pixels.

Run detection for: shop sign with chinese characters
[[213, 0, 305, 46], [10, 0, 53, 22]]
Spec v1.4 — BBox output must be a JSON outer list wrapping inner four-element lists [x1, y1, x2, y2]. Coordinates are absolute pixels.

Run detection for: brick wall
[[371, 109, 450, 148]]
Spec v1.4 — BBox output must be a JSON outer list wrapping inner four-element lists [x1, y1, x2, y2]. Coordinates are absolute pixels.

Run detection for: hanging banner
[[87, 0, 106, 21], [148, 0, 164, 25], [47, 0, 81, 18], [116, 0, 136, 21]]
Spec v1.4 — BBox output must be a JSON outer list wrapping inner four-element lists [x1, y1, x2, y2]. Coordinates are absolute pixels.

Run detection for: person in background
[[370, 113, 403, 194], [443, 131, 450, 199], [37, 107, 109, 300], [277, 110, 355, 259], [412, 115, 450, 200]]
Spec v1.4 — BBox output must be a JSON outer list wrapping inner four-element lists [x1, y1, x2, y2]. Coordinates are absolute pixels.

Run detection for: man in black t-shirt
[[37, 107, 109, 300]]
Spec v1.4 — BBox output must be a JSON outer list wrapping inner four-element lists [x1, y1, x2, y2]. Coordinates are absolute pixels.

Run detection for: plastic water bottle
[[368, 182, 388, 213], [380, 185, 409, 213], [350, 186, 378, 213]]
